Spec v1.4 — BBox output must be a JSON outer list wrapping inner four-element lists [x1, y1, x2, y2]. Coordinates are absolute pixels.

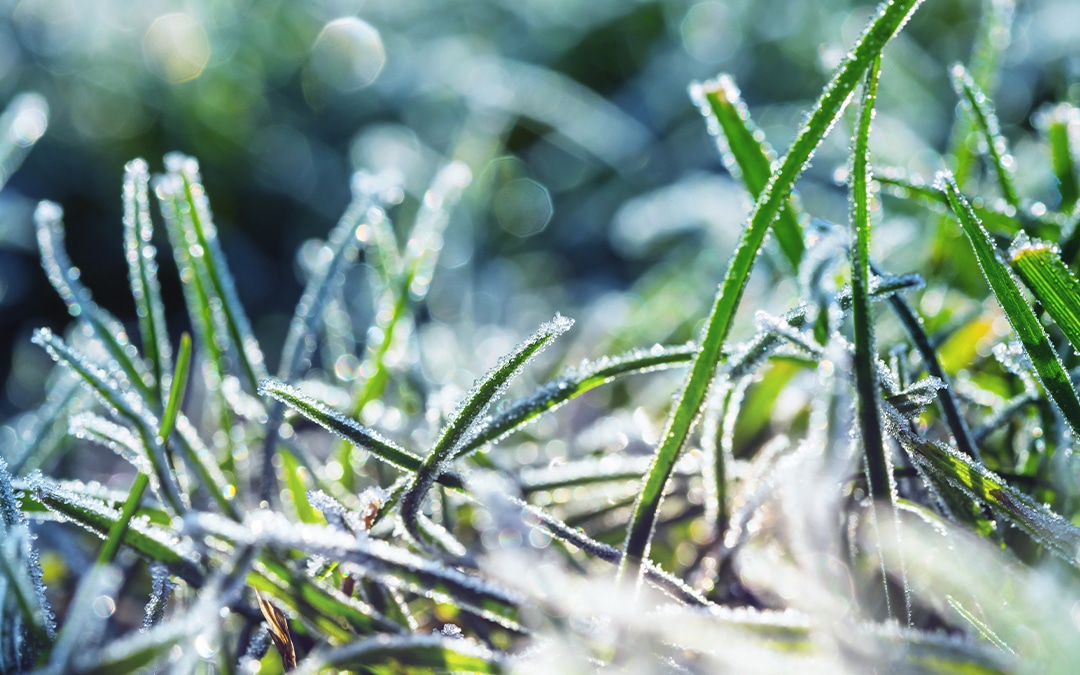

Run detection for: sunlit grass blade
[[295, 634, 504, 675], [455, 343, 696, 460], [25, 477, 204, 585], [258, 377, 462, 490], [1009, 235, 1080, 353], [98, 334, 191, 565], [35, 201, 154, 397], [123, 158, 173, 400], [950, 62, 1020, 211], [1038, 103, 1080, 214], [883, 401, 1080, 564], [940, 174, 1080, 435], [31, 328, 186, 514], [186, 510, 524, 632], [162, 153, 267, 391], [620, 0, 926, 582], [400, 314, 573, 549], [691, 74, 804, 271]]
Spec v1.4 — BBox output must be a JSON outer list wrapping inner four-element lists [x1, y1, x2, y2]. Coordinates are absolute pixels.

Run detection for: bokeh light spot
[[494, 178, 552, 238], [309, 17, 386, 92], [143, 13, 211, 83]]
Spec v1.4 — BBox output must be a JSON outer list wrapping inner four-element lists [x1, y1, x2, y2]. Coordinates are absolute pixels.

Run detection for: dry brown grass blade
[[256, 589, 298, 671]]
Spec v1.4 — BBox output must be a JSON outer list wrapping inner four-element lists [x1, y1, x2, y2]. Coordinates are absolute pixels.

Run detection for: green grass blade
[[884, 402, 1080, 564], [257, 377, 462, 489], [621, 0, 927, 582], [123, 158, 173, 401], [940, 174, 1080, 436], [295, 634, 504, 675], [31, 328, 186, 515], [454, 343, 696, 460], [400, 314, 573, 549], [1040, 103, 1079, 213], [950, 63, 1021, 211], [97, 334, 190, 565], [1010, 235, 1080, 355], [692, 74, 804, 271]]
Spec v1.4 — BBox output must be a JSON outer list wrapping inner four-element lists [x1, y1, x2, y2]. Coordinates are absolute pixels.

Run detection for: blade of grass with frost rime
[[692, 74, 803, 271], [0, 93, 48, 191], [941, 174, 1080, 435], [621, 0, 926, 581], [1041, 103, 1079, 214], [400, 314, 573, 550], [98, 333, 191, 566], [1010, 235, 1080, 353], [31, 329, 186, 515], [295, 634, 504, 675], [258, 377, 462, 490], [123, 158, 172, 400], [950, 62, 1020, 211]]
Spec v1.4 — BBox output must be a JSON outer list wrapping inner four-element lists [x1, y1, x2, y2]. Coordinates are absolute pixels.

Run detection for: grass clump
[[4, 0, 1080, 673]]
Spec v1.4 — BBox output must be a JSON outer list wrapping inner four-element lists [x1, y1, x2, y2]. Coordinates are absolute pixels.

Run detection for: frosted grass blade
[[123, 158, 172, 400], [32, 328, 186, 514], [950, 63, 1020, 210], [884, 402, 1080, 565], [454, 343, 696, 460], [295, 634, 504, 675], [45, 564, 122, 673], [691, 74, 804, 271], [400, 314, 573, 550], [621, 0, 926, 582], [940, 174, 1080, 435], [519, 454, 701, 493], [35, 201, 153, 396], [257, 377, 462, 489], [162, 153, 267, 391], [7, 371, 83, 474], [1009, 235, 1080, 354], [142, 564, 174, 630], [1040, 103, 1079, 214]]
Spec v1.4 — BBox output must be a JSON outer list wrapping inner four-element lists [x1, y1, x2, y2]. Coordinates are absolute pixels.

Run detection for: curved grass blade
[[295, 634, 504, 675], [258, 378, 462, 490], [186, 510, 524, 632], [98, 333, 191, 565], [950, 63, 1020, 211], [691, 74, 804, 271], [454, 343, 696, 460], [400, 314, 573, 550], [25, 477, 204, 586], [1009, 235, 1080, 354], [35, 201, 153, 396], [621, 0, 927, 583], [940, 174, 1080, 435], [883, 401, 1080, 565], [32, 328, 186, 514], [123, 158, 173, 400], [6, 371, 84, 474]]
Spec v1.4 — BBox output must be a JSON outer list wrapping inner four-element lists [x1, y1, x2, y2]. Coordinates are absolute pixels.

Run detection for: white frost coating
[[68, 412, 164, 500], [520, 452, 701, 491], [1006, 230, 1057, 261]]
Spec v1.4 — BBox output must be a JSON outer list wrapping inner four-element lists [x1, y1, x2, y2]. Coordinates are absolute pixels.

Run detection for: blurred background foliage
[[0, 0, 1078, 420]]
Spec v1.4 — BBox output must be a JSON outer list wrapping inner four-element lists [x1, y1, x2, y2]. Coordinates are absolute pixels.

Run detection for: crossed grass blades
[[4, 0, 1080, 672]]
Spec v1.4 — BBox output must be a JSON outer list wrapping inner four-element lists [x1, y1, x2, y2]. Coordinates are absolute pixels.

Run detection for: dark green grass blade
[[1041, 103, 1079, 213], [257, 377, 462, 490], [940, 175, 1080, 435], [296, 635, 504, 674], [884, 402, 1080, 564], [1010, 235, 1080, 354], [400, 314, 573, 548], [693, 74, 804, 271], [950, 63, 1020, 211], [621, 0, 927, 582], [123, 158, 173, 400], [98, 333, 191, 565]]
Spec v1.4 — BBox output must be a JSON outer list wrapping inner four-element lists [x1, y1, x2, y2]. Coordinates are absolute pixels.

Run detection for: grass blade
[[950, 63, 1020, 211], [0, 93, 48, 191], [123, 158, 173, 400], [400, 314, 573, 550], [691, 74, 804, 271], [295, 634, 504, 675], [940, 174, 1080, 435], [1010, 235, 1080, 355], [621, 0, 927, 582], [1039, 103, 1079, 214]]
